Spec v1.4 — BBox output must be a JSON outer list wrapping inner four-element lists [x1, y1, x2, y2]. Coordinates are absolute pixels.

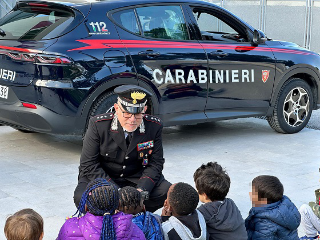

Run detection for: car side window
[[136, 5, 189, 40], [112, 9, 140, 35], [192, 8, 248, 42]]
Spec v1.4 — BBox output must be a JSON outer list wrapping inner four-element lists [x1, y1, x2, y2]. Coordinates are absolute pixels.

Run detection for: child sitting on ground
[[245, 175, 301, 240], [161, 182, 207, 240], [193, 162, 247, 240], [118, 186, 164, 240], [57, 178, 146, 240], [299, 189, 320, 239], [4, 208, 44, 240]]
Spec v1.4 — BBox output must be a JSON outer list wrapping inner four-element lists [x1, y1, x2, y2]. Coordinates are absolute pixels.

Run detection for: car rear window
[[0, 4, 75, 40]]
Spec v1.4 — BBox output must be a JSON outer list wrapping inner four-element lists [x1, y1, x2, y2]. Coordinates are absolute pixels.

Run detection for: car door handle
[[210, 50, 229, 57], [138, 50, 160, 58]]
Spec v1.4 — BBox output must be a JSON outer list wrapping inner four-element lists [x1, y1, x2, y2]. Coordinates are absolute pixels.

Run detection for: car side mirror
[[252, 30, 260, 46]]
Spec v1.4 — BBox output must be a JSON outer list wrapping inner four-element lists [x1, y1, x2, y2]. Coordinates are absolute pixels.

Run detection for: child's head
[[250, 175, 284, 207], [78, 178, 119, 240], [118, 186, 145, 215], [4, 208, 43, 240], [166, 182, 199, 216], [193, 162, 230, 202]]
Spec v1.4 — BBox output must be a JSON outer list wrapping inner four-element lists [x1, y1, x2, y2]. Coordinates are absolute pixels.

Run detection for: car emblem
[[262, 70, 270, 83]]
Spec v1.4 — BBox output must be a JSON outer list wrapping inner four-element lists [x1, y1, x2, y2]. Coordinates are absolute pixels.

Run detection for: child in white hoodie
[[161, 182, 207, 240]]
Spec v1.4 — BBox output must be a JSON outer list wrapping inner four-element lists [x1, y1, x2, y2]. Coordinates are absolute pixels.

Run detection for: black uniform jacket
[[78, 113, 165, 193]]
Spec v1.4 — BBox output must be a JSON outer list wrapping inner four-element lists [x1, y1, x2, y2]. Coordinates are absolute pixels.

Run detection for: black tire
[[82, 91, 118, 137], [89, 91, 118, 118], [267, 78, 313, 134]]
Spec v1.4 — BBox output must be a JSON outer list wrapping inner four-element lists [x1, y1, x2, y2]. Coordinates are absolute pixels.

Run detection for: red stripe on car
[[68, 39, 313, 55], [0, 45, 41, 53]]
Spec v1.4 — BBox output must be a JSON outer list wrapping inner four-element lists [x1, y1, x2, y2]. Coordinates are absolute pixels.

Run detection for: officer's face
[[114, 103, 147, 132]]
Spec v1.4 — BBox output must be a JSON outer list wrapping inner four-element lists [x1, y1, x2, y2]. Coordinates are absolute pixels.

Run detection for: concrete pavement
[[308, 109, 320, 130], [0, 116, 319, 239]]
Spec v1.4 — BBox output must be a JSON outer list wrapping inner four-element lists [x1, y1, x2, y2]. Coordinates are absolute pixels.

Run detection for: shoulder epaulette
[[144, 114, 162, 125], [94, 113, 114, 122]]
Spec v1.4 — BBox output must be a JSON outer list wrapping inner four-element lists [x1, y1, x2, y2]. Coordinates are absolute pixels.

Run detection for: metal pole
[[259, 0, 267, 32], [303, 0, 312, 50], [309, 0, 313, 50], [218, 0, 224, 31]]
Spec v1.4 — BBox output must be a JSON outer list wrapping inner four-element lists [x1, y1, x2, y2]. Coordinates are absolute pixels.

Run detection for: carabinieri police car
[[0, 0, 319, 135]]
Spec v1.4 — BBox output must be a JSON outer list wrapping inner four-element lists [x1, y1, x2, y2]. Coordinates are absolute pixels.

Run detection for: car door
[[110, 4, 208, 126], [188, 4, 276, 119]]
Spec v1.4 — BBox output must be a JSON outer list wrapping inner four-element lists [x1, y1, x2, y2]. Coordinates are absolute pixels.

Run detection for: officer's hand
[[137, 188, 149, 200]]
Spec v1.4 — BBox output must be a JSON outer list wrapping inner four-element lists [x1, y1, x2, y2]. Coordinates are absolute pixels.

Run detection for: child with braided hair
[[57, 178, 146, 240], [119, 186, 164, 240]]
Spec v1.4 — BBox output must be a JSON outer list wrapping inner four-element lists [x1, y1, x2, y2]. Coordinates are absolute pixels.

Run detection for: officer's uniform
[[74, 86, 171, 212]]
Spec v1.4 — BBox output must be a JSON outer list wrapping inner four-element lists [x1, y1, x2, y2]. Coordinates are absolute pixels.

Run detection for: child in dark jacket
[[245, 175, 301, 240], [118, 186, 164, 240], [57, 178, 145, 240], [161, 182, 207, 240], [194, 162, 247, 240]]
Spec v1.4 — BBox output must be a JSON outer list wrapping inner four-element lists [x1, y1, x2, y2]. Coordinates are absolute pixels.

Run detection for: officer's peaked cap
[[114, 85, 152, 114]]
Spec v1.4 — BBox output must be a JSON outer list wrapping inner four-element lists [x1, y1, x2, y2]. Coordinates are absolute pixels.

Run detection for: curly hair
[[193, 162, 230, 201], [168, 182, 199, 216]]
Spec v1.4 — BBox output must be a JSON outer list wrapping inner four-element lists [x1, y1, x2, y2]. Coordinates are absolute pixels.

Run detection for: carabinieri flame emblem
[[131, 91, 146, 104]]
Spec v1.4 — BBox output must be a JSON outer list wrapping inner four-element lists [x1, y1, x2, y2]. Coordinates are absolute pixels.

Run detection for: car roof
[[94, 0, 215, 12], [17, 0, 91, 7], [18, 0, 212, 7], [96, 0, 207, 4]]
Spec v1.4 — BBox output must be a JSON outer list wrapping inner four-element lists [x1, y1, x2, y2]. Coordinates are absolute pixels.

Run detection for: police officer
[[74, 85, 171, 212]]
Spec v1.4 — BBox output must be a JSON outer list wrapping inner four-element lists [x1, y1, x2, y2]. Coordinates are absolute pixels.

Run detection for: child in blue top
[[118, 186, 164, 240], [245, 175, 301, 240]]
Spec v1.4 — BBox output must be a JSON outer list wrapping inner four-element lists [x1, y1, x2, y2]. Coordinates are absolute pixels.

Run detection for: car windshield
[[0, 6, 74, 40]]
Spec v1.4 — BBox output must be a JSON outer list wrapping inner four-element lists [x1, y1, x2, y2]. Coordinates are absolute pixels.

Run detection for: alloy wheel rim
[[106, 106, 114, 113], [283, 87, 309, 127]]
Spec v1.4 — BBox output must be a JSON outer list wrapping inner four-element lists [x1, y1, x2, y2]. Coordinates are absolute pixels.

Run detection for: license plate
[[0, 85, 8, 99]]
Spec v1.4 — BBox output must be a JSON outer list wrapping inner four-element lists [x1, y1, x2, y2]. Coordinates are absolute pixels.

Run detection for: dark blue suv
[[0, 0, 319, 134]]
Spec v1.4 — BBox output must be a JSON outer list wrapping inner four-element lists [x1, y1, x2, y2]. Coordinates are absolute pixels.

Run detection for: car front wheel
[[89, 91, 118, 118], [267, 78, 313, 134]]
